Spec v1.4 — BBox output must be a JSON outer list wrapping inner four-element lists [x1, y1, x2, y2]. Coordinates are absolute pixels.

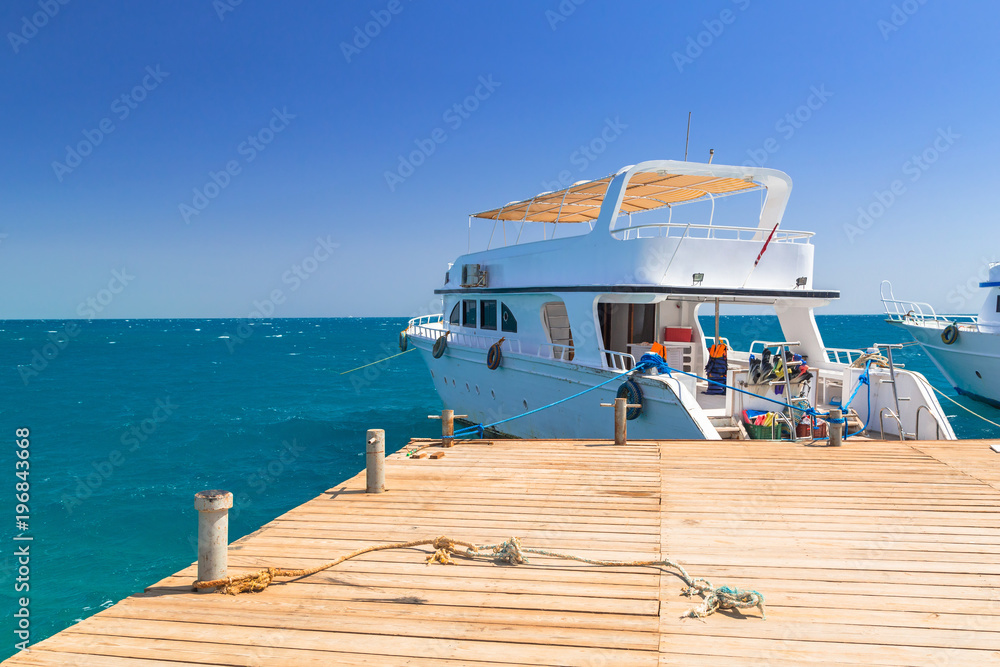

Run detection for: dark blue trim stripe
[[955, 387, 1000, 409], [979, 281, 1000, 288]]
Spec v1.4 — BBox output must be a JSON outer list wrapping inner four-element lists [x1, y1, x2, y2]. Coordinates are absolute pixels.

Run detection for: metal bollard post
[[194, 490, 233, 593], [829, 408, 843, 447], [428, 410, 467, 447], [600, 398, 641, 445], [441, 409, 454, 447], [614, 397, 627, 446], [366, 429, 385, 493]]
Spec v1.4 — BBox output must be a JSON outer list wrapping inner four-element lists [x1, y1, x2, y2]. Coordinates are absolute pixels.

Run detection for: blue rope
[[846, 361, 873, 438], [442, 352, 872, 442], [446, 367, 636, 439], [814, 360, 874, 441]]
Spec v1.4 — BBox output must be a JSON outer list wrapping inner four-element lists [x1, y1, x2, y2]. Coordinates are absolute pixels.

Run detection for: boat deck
[[5, 436, 1000, 666]]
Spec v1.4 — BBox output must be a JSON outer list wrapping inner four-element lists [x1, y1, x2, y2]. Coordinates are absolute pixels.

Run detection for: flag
[[754, 223, 779, 267]]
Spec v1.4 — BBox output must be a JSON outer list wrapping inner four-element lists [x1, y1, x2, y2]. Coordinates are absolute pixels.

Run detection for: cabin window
[[501, 302, 518, 333], [462, 299, 477, 327], [996, 295, 1000, 313], [449, 302, 460, 325], [480, 300, 497, 330]]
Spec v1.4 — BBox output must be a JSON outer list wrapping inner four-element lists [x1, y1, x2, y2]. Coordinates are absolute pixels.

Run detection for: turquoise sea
[[2, 315, 998, 658]]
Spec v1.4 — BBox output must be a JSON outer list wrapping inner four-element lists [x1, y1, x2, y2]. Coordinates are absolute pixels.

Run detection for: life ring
[[432, 335, 448, 358], [616, 379, 643, 420], [486, 337, 505, 370], [398, 331, 408, 352], [941, 324, 959, 345]]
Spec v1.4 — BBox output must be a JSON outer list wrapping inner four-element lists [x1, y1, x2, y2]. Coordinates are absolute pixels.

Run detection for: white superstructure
[[882, 264, 1000, 408], [405, 160, 955, 441]]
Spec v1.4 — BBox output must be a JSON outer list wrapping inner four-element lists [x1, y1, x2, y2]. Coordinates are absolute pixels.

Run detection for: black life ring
[[398, 331, 408, 352], [941, 324, 959, 345], [432, 335, 448, 358], [486, 340, 504, 370], [616, 379, 643, 420]]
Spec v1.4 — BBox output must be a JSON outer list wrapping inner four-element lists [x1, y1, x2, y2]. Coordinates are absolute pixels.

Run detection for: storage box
[[743, 421, 789, 440], [663, 326, 692, 342]]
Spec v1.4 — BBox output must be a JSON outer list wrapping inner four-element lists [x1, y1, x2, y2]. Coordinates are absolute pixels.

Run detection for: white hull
[[412, 338, 713, 440], [896, 323, 1000, 407]]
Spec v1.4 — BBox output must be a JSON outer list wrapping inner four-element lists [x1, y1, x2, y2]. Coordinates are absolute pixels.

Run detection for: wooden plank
[[5, 436, 1000, 667]]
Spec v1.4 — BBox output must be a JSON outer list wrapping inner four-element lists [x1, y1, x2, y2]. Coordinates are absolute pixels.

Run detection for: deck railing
[[538, 342, 575, 362], [824, 347, 866, 366], [610, 222, 814, 244], [407, 320, 523, 354], [599, 348, 636, 371], [880, 280, 980, 330]]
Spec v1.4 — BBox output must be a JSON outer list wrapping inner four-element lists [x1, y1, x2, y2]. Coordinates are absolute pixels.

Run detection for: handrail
[[538, 342, 575, 362], [407, 323, 522, 354], [704, 336, 731, 349], [880, 280, 981, 329], [824, 347, 865, 365], [598, 348, 636, 371], [878, 407, 906, 442], [915, 405, 943, 441], [610, 222, 814, 244], [748, 340, 802, 357], [407, 313, 443, 328]]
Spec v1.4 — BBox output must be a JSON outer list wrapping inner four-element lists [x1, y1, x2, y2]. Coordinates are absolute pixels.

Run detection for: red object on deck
[[663, 327, 692, 342]]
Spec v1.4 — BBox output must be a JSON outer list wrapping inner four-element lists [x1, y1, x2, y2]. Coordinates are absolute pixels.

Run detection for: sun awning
[[472, 171, 762, 223]]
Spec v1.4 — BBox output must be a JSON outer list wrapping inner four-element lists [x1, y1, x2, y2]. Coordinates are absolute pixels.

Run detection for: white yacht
[[404, 160, 956, 441], [882, 265, 1000, 408]]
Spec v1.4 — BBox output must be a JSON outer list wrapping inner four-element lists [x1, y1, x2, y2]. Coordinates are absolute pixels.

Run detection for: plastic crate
[[743, 421, 789, 440]]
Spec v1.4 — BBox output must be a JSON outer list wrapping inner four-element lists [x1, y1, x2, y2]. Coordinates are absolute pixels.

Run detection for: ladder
[[875, 343, 912, 440]]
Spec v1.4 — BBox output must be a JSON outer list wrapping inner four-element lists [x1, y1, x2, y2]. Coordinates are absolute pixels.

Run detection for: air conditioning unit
[[461, 264, 488, 288]]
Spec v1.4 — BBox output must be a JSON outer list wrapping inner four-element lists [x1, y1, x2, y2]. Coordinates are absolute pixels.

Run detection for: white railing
[[880, 280, 980, 330], [407, 314, 443, 328], [538, 342, 575, 362], [408, 321, 446, 341], [407, 321, 524, 354], [824, 347, 866, 366], [599, 348, 636, 371], [704, 336, 731, 349], [610, 222, 814, 244]]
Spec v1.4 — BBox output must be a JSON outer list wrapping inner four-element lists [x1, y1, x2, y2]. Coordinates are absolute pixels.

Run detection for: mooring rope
[[918, 378, 1000, 430], [339, 347, 415, 375], [193, 535, 764, 620]]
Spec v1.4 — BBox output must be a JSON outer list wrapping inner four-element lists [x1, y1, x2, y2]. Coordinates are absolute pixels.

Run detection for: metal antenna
[[683, 112, 691, 161]]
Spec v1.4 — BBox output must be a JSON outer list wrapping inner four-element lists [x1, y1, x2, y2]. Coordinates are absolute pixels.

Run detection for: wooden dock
[[6, 437, 1000, 666]]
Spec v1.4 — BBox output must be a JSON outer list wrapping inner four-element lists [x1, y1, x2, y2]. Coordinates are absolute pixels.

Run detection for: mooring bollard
[[366, 429, 385, 493], [601, 398, 641, 445], [829, 408, 843, 447], [428, 410, 468, 447], [441, 409, 454, 442], [194, 489, 233, 593]]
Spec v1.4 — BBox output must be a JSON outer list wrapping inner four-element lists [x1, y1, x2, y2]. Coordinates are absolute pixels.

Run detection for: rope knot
[[426, 536, 458, 565], [492, 537, 527, 565]]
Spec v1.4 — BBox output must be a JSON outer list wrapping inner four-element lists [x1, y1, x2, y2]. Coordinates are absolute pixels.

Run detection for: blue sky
[[1, 0, 996, 318]]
